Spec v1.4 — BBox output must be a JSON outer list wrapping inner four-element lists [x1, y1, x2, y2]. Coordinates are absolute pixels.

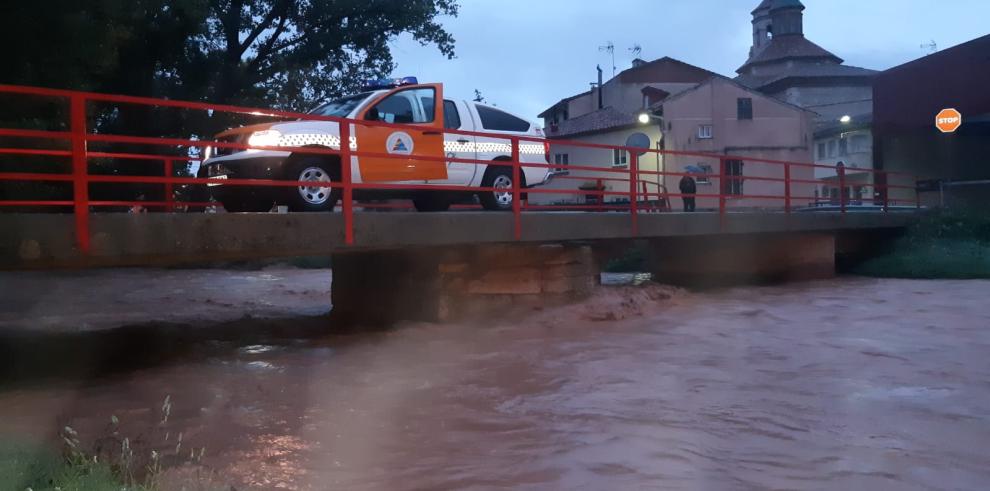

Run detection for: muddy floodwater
[[1, 271, 990, 490]]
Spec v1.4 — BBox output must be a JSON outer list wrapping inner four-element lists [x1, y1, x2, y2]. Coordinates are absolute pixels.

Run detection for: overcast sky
[[389, 0, 989, 121]]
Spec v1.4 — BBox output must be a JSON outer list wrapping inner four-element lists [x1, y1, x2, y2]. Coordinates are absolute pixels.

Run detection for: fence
[[0, 84, 922, 254]]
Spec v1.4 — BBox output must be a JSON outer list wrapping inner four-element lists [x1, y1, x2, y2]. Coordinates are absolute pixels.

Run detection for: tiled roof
[[738, 35, 842, 73], [736, 63, 877, 91], [546, 107, 638, 139], [538, 57, 715, 117], [537, 90, 592, 118]]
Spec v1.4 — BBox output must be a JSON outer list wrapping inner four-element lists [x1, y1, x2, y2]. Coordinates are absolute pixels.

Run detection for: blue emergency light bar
[[362, 76, 419, 91]]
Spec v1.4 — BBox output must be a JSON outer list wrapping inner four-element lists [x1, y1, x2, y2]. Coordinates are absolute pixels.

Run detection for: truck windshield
[[308, 92, 375, 118]]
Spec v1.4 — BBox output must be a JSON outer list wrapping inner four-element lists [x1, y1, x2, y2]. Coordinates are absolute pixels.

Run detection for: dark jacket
[[679, 176, 697, 194]]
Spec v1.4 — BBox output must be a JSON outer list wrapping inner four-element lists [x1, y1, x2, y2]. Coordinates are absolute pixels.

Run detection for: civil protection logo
[[386, 131, 415, 155]]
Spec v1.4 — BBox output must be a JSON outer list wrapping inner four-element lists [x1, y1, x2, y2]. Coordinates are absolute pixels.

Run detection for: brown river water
[[1, 271, 989, 490]]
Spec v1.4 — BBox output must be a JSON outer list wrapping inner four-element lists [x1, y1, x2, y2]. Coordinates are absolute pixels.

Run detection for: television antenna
[[920, 40, 937, 54], [599, 41, 616, 77], [629, 44, 643, 58]]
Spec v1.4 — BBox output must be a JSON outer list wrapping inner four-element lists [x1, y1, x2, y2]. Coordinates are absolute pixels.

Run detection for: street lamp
[[839, 115, 852, 124], [638, 112, 651, 124]]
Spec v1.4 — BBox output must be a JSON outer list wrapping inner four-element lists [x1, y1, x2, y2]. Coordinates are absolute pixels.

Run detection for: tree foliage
[[0, 0, 459, 111], [0, 0, 458, 204]]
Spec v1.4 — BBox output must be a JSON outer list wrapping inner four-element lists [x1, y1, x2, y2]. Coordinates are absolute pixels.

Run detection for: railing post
[[629, 153, 639, 236], [70, 95, 90, 254], [339, 121, 354, 245], [784, 161, 791, 213], [838, 164, 847, 214], [163, 159, 174, 212], [511, 137, 522, 241]]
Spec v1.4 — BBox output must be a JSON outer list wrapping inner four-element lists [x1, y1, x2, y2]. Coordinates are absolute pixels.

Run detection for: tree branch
[[247, 13, 291, 72], [222, 0, 244, 60], [237, 0, 291, 58]]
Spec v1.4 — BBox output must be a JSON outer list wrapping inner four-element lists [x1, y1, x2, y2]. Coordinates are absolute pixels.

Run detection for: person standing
[[679, 174, 697, 212]]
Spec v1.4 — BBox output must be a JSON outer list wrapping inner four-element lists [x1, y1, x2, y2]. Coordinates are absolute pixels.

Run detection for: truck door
[[428, 99, 477, 186], [356, 84, 447, 182]]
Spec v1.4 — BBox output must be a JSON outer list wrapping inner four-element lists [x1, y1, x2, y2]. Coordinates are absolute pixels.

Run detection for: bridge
[[0, 85, 923, 323]]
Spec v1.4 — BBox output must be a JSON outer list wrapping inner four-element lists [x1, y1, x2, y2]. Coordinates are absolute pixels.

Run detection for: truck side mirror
[[366, 107, 380, 121]]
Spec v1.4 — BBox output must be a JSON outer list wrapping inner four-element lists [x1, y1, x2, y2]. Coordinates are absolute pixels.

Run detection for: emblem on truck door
[[386, 131, 415, 155]]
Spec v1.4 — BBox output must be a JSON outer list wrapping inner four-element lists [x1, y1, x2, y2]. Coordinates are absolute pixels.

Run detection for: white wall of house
[[661, 77, 816, 210], [814, 128, 875, 203], [535, 125, 664, 205]]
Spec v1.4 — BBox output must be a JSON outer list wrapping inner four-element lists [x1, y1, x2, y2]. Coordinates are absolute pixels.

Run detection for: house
[[735, 0, 878, 202], [534, 57, 715, 205], [535, 57, 815, 209], [655, 75, 816, 210], [873, 34, 990, 207]]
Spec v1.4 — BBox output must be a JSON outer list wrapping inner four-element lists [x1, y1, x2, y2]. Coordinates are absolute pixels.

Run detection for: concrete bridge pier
[[330, 244, 597, 324], [647, 232, 837, 286]]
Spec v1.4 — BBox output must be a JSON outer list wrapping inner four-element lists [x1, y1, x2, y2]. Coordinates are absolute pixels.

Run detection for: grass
[[852, 209, 990, 279], [0, 397, 220, 491], [0, 442, 140, 491]]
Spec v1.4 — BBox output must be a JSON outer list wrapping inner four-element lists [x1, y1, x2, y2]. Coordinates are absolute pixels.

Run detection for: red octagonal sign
[[936, 108, 962, 133]]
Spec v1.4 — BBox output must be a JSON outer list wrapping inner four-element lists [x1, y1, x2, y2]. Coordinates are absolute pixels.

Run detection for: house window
[[553, 153, 570, 173], [723, 159, 744, 196], [839, 138, 848, 156], [612, 148, 628, 167], [817, 142, 826, 159], [698, 124, 713, 139], [737, 98, 753, 120], [827, 140, 837, 158], [696, 164, 714, 185]]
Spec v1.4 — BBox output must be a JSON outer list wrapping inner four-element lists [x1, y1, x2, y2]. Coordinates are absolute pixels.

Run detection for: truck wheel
[[479, 166, 519, 211], [285, 156, 341, 212], [413, 193, 452, 212]]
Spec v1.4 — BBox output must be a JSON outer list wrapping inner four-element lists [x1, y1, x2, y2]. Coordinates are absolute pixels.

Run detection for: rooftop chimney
[[597, 65, 604, 109]]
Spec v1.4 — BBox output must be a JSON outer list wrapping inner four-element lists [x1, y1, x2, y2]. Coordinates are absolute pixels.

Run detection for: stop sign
[[936, 108, 962, 133]]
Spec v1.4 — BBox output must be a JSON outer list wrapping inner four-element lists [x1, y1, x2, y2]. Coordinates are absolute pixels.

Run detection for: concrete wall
[[661, 77, 816, 209], [331, 244, 595, 323]]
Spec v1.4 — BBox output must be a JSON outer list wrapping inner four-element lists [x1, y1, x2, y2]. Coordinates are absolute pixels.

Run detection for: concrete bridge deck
[[2, 211, 916, 269]]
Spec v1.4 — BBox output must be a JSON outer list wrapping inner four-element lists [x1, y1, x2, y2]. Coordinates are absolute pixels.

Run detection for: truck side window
[[368, 88, 436, 124], [443, 100, 461, 129], [476, 105, 531, 132]]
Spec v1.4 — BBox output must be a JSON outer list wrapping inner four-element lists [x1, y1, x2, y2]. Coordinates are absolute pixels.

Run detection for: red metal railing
[[0, 84, 923, 254]]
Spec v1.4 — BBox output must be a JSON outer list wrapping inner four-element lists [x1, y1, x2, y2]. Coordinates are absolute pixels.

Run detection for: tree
[[197, 0, 459, 111], [1, 0, 459, 114], [0, 0, 459, 204]]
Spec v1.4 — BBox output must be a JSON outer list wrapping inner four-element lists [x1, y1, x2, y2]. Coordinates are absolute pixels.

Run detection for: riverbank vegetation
[[0, 397, 222, 491], [853, 210, 990, 279]]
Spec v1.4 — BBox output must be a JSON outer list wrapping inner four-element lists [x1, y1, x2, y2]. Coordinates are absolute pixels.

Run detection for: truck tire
[[413, 193, 452, 212], [478, 165, 520, 211], [285, 156, 341, 212]]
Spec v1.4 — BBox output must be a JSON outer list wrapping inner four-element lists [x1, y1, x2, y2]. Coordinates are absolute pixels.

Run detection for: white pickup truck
[[202, 78, 554, 212]]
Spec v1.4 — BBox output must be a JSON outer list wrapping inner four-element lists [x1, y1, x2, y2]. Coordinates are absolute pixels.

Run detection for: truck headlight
[[247, 130, 282, 149]]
